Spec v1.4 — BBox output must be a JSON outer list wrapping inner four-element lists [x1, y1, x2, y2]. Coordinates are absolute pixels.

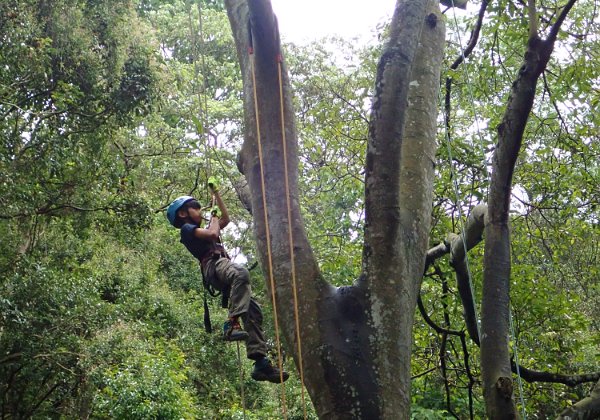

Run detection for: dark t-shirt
[[180, 223, 213, 261]]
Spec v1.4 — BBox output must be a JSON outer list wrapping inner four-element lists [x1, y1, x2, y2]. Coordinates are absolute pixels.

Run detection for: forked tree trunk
[[225, 0, 444, 418]]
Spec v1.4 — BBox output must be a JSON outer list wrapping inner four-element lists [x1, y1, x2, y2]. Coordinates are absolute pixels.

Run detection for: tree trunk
[[225, 1, 334, 415], [361, 0, 444, 416], [225, 0, 444, 418], [481, 30, 556, 420]]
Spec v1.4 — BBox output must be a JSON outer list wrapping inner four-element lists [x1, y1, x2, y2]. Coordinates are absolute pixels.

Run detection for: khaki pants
[[203, 257, 268, 360]]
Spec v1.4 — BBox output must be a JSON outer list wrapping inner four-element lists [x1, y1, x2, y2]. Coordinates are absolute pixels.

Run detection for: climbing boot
[[223, 318, 249, 342], [251, 358, 289, 383]]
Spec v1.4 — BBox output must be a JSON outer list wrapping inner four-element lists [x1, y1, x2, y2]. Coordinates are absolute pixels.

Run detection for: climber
[[167, 177, 289, 383]]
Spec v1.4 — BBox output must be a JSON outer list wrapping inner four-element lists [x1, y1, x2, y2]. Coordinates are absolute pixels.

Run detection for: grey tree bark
[[447, 204, 487, 345], [225, 0, 444, 418], [426, 206, 600, 419]]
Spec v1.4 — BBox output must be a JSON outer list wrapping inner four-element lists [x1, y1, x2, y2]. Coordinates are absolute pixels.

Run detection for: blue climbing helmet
[[167, 195, 195, 227]]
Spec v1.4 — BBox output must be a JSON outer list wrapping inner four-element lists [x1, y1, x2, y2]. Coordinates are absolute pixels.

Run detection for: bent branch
[[425, 204, 487, 344]]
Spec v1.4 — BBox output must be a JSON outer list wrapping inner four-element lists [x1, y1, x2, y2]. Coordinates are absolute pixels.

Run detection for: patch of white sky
[[270, 0, 397, 45], [270, 1, 479, 45]]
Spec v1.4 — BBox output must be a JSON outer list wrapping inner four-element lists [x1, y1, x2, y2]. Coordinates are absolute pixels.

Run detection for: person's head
[[167, 195, 203, 228]]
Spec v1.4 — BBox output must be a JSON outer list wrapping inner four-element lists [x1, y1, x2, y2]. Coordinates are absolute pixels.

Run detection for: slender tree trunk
[[482, 30, 556, 420]]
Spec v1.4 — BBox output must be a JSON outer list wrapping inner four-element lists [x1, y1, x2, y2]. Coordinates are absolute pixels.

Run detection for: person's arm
[[207, 176, 230, 229], [212, 190, 230, 229], [193, 216, 221, 240]]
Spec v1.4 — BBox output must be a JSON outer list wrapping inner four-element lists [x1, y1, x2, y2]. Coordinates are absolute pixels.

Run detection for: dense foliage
[[1, 0, 597, 418]]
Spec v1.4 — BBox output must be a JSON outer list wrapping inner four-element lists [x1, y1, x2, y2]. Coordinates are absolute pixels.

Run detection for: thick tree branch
[[362, 2, 445, 416], [225, 1, 342, 417], [425, 241, 451, 267], [546, 0, 578, 44], [528, 0, 538, 39], [448, 204, 487, 345], [0, 204, 124, 219], [232, 176, 253, 214], [440, 0, 468, 10], [512, 362, 600, 387], [363, 0, 431, 276], [0, 353, 22, 365]]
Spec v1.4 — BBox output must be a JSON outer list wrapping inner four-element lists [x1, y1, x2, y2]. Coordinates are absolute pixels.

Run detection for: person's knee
[[233, 265, 250, 284]]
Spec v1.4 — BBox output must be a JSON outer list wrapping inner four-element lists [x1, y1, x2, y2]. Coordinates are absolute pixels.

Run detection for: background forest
[[1, 0, 598, 418]]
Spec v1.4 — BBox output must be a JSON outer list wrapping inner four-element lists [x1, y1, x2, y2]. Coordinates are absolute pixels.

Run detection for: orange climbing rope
[[247, 18, 310, 419], [276, 52, 308, 418], [248, 40, 289, 418]]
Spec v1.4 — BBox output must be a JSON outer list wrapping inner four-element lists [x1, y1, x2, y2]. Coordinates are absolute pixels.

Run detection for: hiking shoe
[[223, 318, 249, 342], [251, 358, 289, 383]]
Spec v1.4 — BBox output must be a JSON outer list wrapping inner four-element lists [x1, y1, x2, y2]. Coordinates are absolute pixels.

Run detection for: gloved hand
[[210, 206, 222, 218], [207, 176, 219, 193]]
